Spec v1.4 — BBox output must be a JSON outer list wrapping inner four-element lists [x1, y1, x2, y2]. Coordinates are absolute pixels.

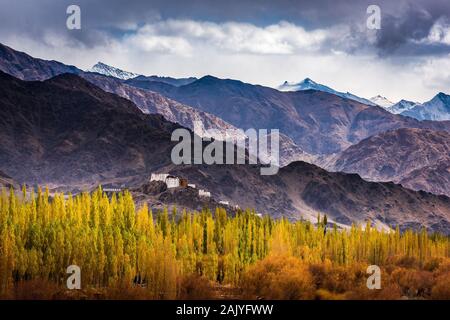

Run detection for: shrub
[[431, 273, 450, 300], [391, 268, 434, 298], [241, 255, 315, 300], [178, 275, 216, 300]]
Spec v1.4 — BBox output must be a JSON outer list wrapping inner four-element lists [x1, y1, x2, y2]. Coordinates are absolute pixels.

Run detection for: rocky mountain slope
[[84, 72, 305, 163], [80, 72, 246, 141], [132, 180, 239, 214], [329, 128, 450, 197], [165, 161, 450, 233], [0, 70, 178, 186], [0, 42, 81, 80]]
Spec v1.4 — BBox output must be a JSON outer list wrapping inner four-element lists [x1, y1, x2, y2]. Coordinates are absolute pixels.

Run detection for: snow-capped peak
[[433, 92, 450, 103], [387, 100, 418, 114], [300, 77, 317, 85], [278, 78, 376, 106], [89, 62, 140, 80], [400, 92, 450, 121], [369, 95, 395, 108], [278, 78, 322, 92]]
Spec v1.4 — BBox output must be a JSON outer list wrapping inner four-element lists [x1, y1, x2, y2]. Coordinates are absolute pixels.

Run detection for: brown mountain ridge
[[329, 128, 450, 197]]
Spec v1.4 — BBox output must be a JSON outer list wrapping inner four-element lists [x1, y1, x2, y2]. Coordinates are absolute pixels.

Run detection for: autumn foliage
[[0, 187, 449, 299]]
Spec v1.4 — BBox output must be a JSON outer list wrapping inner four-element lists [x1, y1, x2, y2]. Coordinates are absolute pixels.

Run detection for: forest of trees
[[0, 186, 449, 299]]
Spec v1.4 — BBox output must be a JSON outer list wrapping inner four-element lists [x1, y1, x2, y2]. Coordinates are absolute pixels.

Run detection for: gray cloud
[[374, 1, 450, 56], [1, 0, 450, 102], [1, 0, 450, 56]]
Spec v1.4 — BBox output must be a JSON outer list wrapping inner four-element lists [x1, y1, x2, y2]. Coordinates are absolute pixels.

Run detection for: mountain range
[[278, 78, 450, 122], [2, 69, 449, 232], [278, 79, 403, 110], [1, 42, 450, 232], [125, 73, 450, 159], [0, 43, 309, 165], [0, 44, 246, 142]]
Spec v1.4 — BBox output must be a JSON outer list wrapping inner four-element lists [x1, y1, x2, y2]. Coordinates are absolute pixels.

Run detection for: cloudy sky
[[1, 0, 450, 102]]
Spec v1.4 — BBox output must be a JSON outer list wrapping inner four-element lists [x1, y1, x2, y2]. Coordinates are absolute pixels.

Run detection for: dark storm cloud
[[374, 1, 450, 56], [377, 7, 433, 53], [1, 0, 450, 55]]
